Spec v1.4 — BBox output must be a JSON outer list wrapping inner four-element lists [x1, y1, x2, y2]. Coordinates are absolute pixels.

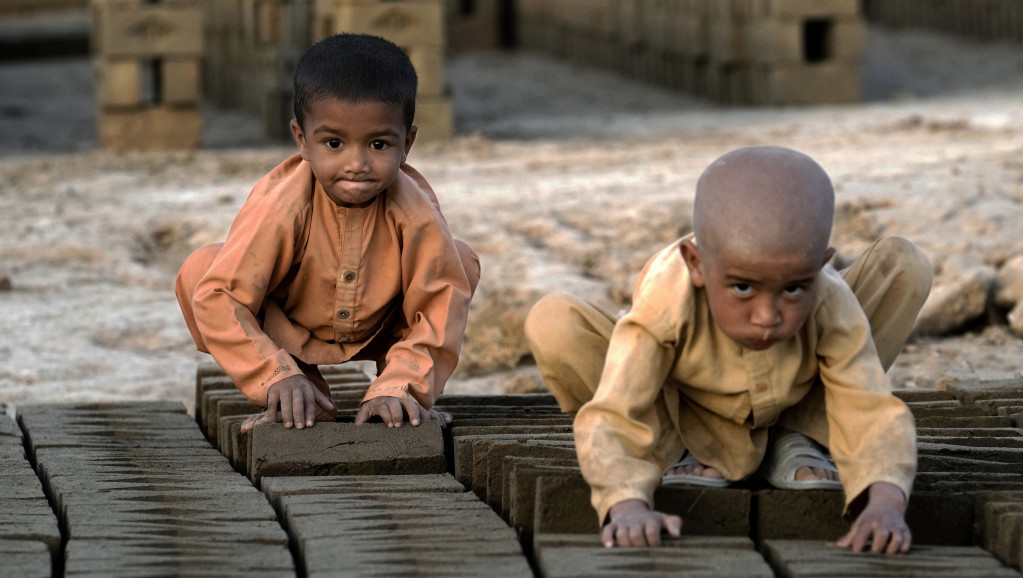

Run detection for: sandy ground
[[3, 25, 1023, 413]]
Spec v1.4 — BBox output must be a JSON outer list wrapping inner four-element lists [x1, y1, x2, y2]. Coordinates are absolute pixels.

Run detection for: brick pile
[[200, 0, 453, 142], [89, 0, 204, 150], [5, 365, 1023, 575], [865, 0, 1023, 43], [516, 0, 865, 106]]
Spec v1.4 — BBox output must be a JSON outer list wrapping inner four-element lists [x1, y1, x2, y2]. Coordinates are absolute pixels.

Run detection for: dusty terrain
[[3, 26, 1023, 412]]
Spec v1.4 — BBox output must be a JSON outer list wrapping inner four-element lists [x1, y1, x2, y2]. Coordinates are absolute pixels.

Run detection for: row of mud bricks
[[864, 0, 1023, 43], [4, 360, 1023, 576], [87, 0, 455, 151], [516, 0, 865, 106]]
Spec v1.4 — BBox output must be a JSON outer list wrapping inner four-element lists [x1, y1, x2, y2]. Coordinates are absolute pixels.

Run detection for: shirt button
[[755, 382, 768, 392], [337, 309, 350, 319], [343, 270, 356, 283]]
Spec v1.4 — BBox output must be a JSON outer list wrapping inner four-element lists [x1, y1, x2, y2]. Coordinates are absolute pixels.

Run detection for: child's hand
[[354, 395, 452, 427], [601, 499, 682, 548], [834, 482, 912, 554], [244, 374, 336, 432]]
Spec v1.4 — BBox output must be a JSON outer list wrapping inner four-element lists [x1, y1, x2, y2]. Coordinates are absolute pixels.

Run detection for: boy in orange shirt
[[526, 146, 931, 553], [176, 34, 478, 432]]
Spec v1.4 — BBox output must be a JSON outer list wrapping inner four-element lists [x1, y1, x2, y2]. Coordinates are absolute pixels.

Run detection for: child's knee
[[524, 293, 583, 352], [876, 237, 933, 297]]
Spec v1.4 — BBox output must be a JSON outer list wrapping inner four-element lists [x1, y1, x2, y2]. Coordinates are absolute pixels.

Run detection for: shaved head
[[693, 146, 834, 263]]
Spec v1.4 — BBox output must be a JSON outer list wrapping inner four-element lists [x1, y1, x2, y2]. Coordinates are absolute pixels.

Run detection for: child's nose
[[342, 150, 369, 173], [751, 298, 782, 327]]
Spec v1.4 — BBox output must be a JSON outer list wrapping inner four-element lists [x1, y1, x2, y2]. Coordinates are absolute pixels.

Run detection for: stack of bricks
[[202, 0, 314, 140], [444, 0, 503, 52], [90, 0, 204, 150], [516, 0, 866, 106], [311, 0, 453, 141], [865, 0, 1023, 44]]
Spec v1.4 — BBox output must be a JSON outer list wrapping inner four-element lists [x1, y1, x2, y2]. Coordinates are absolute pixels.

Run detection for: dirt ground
[[3, 25, 1023, 412]]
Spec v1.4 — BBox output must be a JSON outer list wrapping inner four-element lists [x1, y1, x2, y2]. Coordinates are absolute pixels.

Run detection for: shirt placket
[[332, 206, 365, 344], [744, 349, 780, 428]]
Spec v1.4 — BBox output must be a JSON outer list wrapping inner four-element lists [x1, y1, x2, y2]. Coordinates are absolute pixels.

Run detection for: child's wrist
[[868, 482, 907, 511]]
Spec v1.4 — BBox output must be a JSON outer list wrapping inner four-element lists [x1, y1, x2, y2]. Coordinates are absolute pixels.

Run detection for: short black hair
[[293, 33, 417, 131]]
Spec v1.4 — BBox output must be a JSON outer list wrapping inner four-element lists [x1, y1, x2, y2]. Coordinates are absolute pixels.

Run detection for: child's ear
[[821, 246, 836, 268], [680, 238, 705, 287], [290, 119, 309, 161], [402, 125, 418, 163]]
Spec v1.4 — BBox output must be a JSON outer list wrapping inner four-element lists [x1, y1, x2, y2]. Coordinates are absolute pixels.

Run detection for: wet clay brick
[[260, 474, 464, 507], [504, 459, 581, 535], [893, 389, 958, 403], [534, 533, 774, 577], [533, 471, 599, 537], [753, 489, 847, 542], [0, 540, 51, 578], [762, 539, 1021, 577], [277, 491, 532, 577], [248, 421, 445, 481], [483, 439, 578, 508], [906, 492, 975, 545], [654, 486, 752, 537]]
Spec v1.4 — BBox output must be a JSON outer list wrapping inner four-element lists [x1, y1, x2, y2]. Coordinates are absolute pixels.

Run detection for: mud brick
[[916, 415, 1015, 428], [161, 57, 200, 104], [753, 489, 846, 542], [437, 392, 559, 407], [654, 485, 752, 537], [413, 95, 453, 141], [483, 439, 578, 508], [762, 539, 1020, 577], [454, 433, 574, 494], [976, 493, 1023, 562], [918, 442, 1023, 463], [93, 2, 204, 58], [906, 492, 975, 545], [278, 491, 531, 577], [912, 405, 988, 419], [63, 540, 295, 577], [762, 0, 861, 19], [893, 389, 958, 403], [946, 378, 1023, 404], [0, 540, 51, 578], [248, 421, 445, 481], [98, 106, 201, 151], [503, 457, 579, 529], [750, 16, 864, 64], [194, 374, 235, 426], [208, 396, 257, 444], [709, 20, 752, 64], [917, 436, 1023, 449], [259, 473, 464, 506], [95, 58, 142, 107], [533, 470, 598, 536], [218, 414, 247, 463], [753, 61, 860, 105], [535, 533, 774, 577], [917, 427, 1023, 439], [325, 1, 444, 47]]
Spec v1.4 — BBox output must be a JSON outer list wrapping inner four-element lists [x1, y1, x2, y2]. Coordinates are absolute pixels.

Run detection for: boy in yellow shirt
[[526, 146, 931, 553]]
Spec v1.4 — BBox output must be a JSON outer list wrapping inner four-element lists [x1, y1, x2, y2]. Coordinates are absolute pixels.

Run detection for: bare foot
[[664, 460, 725, 480], [795, 465, 839, 482]]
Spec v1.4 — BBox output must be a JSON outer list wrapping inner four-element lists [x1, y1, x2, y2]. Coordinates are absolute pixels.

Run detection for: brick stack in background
[[515, 0, 866, 106], [203, 0, 314, 140], [90, 0, 204, 150], [312, 0, 453, 141], [865, 0, 1023, 44], [444, 0, 503, 52]]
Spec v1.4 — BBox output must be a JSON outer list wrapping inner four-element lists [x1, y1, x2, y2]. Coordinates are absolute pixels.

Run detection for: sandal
[[762, 430, 843, 491], [662, 451, 731, 488]]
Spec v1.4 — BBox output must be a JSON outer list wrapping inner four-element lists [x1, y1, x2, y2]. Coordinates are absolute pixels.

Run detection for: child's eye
[[369, 140, 389, 151], [783, 285, 806, 297], [325, 138, 342, 149], [732, 284, 754, 297]]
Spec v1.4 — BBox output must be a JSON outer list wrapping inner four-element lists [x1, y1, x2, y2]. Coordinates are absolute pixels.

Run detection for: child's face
[[290, 97, 416, 207], [683, 240, 832, 351]]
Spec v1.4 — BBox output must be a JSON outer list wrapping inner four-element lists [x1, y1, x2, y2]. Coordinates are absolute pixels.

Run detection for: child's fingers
[[315, 388, 335, 411], [354, 403, 372, 424], [400, 396, 422, 426], [643, 518, 663, 547], [279, 389, 297, 428], [600, 524, 616, 548], [266, 391, 280, 423], [662, 514, 682, 538], [301, 389, 316, 428]]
